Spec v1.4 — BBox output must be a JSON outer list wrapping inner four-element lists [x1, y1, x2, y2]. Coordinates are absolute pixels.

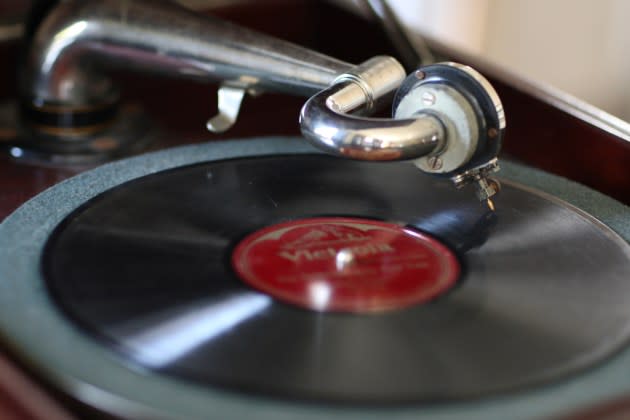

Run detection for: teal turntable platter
[[0, 137, 629, 420]]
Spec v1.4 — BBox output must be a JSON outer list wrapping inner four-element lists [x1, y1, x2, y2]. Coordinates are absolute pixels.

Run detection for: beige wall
[[389, 0, 489, 54], [389, 0, 630, 120]]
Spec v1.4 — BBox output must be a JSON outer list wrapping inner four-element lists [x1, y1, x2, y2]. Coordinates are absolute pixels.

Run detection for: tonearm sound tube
[[0, 1, 629, 419]]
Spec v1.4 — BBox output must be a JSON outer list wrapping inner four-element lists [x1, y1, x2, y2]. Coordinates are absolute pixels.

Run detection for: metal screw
[[421, 91, 436, 106], [428, 156, 443, 170], [414, 70, 425, 80], [488, 127, 498, 138]]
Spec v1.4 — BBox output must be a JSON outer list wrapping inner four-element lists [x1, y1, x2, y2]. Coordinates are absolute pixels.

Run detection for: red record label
[[231, 217, 460, 313]]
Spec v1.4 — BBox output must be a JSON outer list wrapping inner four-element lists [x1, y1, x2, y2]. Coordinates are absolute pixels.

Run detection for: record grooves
[[40, 153, 630, 403]]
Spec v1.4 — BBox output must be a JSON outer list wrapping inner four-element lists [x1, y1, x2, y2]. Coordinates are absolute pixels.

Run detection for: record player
[[0, 1, 629, 419]]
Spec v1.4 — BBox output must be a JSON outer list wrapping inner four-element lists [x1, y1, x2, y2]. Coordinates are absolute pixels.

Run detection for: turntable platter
[[1, 137, 629, 419]]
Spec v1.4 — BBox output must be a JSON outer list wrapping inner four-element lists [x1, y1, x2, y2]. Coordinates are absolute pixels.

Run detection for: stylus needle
[[486, 198, 495, 212]]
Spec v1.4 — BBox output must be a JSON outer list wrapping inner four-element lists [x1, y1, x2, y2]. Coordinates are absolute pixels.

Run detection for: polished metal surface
[[393, 63, 505, 172], [393, 62, 505, 202], [396, 82, 479, 173], [449, 63, 505, 130], [22, 0, 506, 173], [300, 56, 447, 161], [329, 56, 405, 113], [23, 0, 350, 105], [20, 0, 451, 166], [0, 138, 629, 420], [300, 81, 444, 160]]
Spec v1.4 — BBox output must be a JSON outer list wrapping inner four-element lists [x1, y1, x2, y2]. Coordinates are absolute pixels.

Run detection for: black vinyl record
[[42, 154, 630, 403]]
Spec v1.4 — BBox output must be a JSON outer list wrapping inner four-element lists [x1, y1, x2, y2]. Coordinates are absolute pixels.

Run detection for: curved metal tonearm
[[22, 0, 504, 201], [300, 56, 445, 161], [23, 0, 444, 158]]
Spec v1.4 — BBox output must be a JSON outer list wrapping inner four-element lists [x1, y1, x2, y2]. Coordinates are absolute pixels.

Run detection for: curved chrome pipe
[[22, 0, 447, 163], [300, 55, 444, 161], [301, 82, 444, 160], [22, 0, 350, 105]]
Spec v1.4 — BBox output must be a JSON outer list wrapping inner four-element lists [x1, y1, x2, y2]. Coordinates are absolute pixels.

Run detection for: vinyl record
[[41, 152, 630, 403], [0, 138, 629, 420]]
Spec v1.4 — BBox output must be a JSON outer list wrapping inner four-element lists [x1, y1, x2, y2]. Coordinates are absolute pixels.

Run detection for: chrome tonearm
[[22, 0, 505, 203]]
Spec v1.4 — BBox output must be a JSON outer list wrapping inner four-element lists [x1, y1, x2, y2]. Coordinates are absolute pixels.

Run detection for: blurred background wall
[[387, 0, 630, 121]]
